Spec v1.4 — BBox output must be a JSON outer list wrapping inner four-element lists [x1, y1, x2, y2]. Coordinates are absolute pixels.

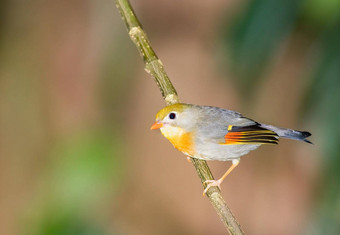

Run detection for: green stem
[[114, 0, 244, 234], [115, 0, 178, 103]]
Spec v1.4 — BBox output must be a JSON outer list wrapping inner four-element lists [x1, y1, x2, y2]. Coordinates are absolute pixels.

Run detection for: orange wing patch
[[222, 125, 278, 145]]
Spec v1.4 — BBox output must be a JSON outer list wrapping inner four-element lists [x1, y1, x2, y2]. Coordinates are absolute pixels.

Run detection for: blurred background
[[0, 0, 339, 234]]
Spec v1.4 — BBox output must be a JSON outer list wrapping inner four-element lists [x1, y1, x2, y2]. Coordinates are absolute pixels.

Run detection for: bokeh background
[[0, 0, 339, 234]]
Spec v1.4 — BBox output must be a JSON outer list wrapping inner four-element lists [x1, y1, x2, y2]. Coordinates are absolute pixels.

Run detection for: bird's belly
[[194, 141, 260, 161]]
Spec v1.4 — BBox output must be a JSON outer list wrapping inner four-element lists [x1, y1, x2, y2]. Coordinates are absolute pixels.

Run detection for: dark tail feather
[[298, 131, 312, 144], [260, 124, 313, 144]]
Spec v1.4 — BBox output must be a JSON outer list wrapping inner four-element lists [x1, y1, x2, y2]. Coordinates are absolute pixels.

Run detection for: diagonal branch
[[114, 0, 244, 234]]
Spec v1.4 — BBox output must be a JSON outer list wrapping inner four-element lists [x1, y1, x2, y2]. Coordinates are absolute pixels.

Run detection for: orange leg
[[203, 159, 240, 196], [186, 157, 192, 163]]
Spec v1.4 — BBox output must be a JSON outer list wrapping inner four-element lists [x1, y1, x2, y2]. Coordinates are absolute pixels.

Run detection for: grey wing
[[195, 106, 257, 142], [197, 105, 256, 126]]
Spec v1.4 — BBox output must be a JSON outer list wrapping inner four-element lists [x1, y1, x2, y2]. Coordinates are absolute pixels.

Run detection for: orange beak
[[150, 121, 163, 130]]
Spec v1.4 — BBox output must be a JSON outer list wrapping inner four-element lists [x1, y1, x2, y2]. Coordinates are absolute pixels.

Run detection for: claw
[[202, 159, 240, 196], [203, 179, 222, 196]]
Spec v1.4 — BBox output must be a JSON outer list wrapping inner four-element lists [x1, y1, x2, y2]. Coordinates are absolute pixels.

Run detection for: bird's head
[[151, 103, 197, 135]]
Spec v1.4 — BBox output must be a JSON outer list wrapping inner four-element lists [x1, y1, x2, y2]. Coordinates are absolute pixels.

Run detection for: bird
[[150, 103, 312, 195]]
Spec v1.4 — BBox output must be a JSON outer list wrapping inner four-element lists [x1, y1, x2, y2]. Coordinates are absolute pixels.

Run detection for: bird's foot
[[203, 179, 222, 196]]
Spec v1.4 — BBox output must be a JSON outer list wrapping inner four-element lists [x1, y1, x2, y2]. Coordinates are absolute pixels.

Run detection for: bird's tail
[[260, 124, 312, 144]]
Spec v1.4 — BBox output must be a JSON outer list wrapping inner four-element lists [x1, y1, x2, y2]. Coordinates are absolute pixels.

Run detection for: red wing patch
[[222, 125, 278, 145]]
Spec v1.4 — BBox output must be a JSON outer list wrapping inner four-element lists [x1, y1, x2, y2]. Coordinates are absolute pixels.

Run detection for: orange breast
[[160, 126, 195, 156]]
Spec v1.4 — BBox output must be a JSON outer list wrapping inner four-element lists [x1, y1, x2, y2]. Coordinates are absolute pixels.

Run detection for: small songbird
[[151, 103, 312, 194]]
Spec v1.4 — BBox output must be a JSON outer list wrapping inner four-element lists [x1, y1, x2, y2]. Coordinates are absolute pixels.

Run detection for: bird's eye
[[169, 112, 176, 120]]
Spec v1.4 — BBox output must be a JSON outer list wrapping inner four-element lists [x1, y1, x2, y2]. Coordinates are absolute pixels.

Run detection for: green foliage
[[222, 0, 300, 95], [303, 25, 340, 234], [301, 0, 340, 27], [26, 130, 124, 235], [221, 0, 340, 232], [36, 215, 109, 235], [48, 131, 123, 207]]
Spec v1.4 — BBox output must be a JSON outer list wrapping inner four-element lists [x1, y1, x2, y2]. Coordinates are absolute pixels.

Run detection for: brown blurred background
[[0, 0, 339, 234]]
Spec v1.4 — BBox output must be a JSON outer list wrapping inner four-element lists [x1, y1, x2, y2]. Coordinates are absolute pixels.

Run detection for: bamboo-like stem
[[114, 1, 244, 234]]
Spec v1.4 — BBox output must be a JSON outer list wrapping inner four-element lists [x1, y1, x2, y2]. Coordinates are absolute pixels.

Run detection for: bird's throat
[[160, 126, 194, 156]]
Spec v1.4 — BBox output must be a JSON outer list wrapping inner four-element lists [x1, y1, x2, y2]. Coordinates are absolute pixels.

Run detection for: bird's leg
[[203, 159, 240, 195], [186, 157, 191, 163]]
